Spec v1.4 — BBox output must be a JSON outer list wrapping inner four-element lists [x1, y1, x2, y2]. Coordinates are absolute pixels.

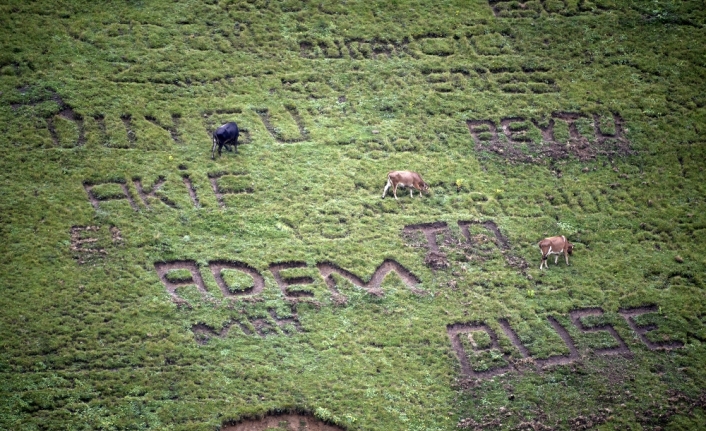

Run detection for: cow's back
[[388, 170, 418, 184], [539, 236, 565, 251], [216, 122, 239, 141]]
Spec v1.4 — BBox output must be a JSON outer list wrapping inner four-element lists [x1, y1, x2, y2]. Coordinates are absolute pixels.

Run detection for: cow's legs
[[211, 137, 218, 159], [541, 246, 553, 270], [554, 255, 559, 265], [382, 179, 392, 198], [564, 252, 570, 266], [393, 184, 399, 200], [410, 188, 413, 198], [225, 137, 239, 153]]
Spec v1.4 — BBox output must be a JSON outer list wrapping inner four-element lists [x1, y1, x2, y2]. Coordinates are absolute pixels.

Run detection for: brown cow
[[381, 171, 429, 200], [538, 235, 574, 270]]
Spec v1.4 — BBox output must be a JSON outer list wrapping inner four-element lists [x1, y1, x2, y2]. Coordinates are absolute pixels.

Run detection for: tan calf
[[381, 171, 429, 200], [538, 235, 574, 270]]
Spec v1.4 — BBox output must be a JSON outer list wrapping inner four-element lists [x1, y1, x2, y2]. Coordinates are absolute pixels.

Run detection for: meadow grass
[[0, 0, 705, 429]]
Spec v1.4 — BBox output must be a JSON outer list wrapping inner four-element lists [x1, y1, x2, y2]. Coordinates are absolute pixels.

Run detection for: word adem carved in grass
[[155, 258, 424, 306], [448, 306, 683, 380]]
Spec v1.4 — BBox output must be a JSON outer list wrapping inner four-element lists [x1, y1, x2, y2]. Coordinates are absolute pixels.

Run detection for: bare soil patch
[[223, 413, 345, 431], [403, 221, 451, 269], [447, 322, 513, 379]]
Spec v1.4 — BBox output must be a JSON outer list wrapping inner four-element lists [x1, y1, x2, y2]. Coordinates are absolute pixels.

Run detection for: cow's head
[[567, 242, 574, 255], [420, 181, 430, 194]]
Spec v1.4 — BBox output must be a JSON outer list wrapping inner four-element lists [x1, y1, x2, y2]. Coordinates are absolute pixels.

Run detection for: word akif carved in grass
[[83, 171, 251, 211], [448, 306, 683, 380]]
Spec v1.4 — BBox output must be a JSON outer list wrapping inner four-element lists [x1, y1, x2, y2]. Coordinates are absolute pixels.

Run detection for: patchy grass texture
[[1, 0, 706, 430]]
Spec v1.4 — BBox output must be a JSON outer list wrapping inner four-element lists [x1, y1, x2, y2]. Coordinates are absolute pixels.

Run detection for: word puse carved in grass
[[448, 306, 684, 380]]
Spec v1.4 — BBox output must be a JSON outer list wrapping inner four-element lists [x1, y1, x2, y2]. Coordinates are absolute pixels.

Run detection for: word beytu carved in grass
[[154, 259, 425, 307], [488, 0, 615, 18], [448, 306, 684, 381], [467, 112, 632, 162], [83, 171, 252, 211]]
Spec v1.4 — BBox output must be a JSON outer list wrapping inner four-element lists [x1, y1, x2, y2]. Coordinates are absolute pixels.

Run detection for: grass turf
[[1, 0, 705, 429]]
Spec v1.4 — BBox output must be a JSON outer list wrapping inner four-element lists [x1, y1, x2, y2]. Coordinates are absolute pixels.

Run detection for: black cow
[[211, 122, 240, 159]]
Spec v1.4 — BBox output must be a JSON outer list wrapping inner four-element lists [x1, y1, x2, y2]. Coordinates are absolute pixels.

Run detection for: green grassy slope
[[1, 0, 705, 430]]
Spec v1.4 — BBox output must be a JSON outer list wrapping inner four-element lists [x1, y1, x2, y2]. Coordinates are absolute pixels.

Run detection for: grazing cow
[[381, 171, 429, 200], [538, 235, 574, 270], [211, 122, 240, 159]]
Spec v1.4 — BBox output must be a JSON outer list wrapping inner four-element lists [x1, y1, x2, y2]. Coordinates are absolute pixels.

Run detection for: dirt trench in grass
[[223, 413, 345, 431]]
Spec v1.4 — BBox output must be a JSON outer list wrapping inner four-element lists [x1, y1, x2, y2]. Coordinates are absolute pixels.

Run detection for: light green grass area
[[1, 0, 705, 430]]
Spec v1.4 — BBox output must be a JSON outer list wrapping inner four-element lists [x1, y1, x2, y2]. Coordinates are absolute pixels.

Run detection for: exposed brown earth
[[223, 413, 345, 431]]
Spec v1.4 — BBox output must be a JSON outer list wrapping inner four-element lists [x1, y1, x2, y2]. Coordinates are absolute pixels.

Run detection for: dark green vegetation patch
[[1, 0, 705, 430]]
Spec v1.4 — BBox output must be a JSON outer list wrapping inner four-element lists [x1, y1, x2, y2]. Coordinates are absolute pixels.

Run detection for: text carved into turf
[[448, 306, 683, 380]]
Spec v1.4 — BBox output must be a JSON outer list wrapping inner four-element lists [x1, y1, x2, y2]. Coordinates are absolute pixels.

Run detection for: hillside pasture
[[1, 0, 706, 430]]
